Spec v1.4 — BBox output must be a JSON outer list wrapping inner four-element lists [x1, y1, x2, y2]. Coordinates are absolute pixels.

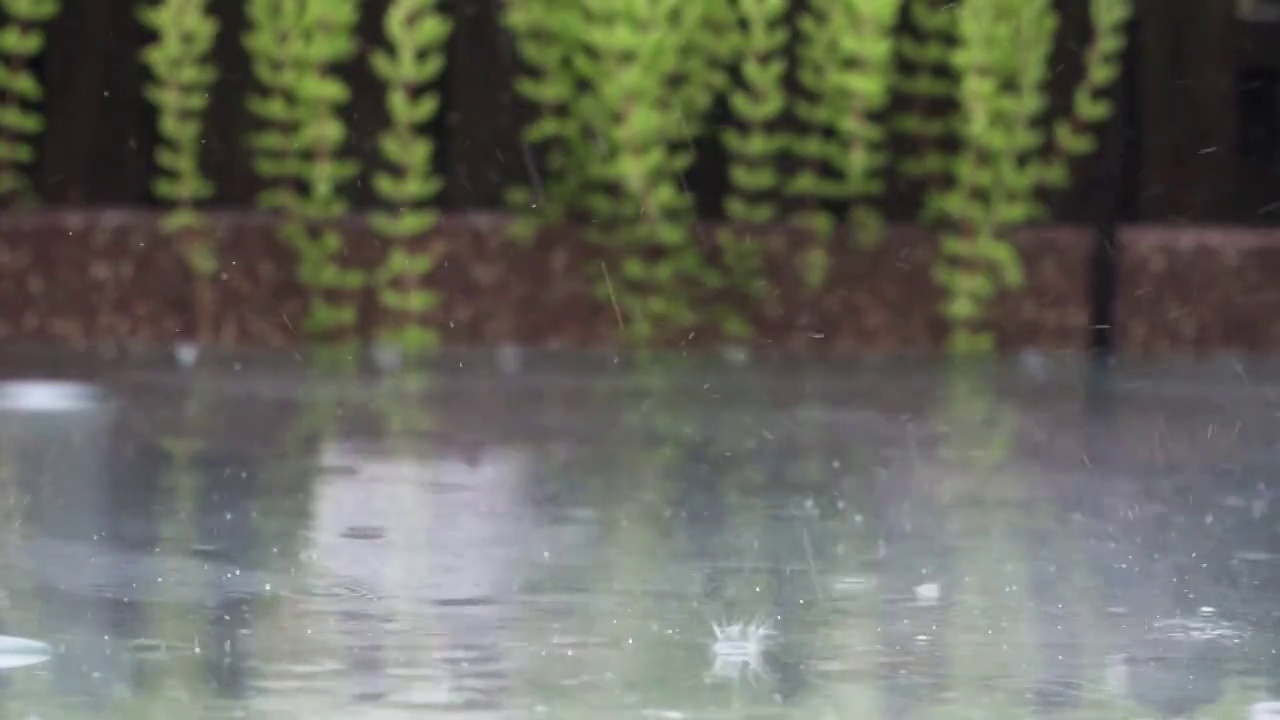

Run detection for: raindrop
[[173, 341, 200, 368]]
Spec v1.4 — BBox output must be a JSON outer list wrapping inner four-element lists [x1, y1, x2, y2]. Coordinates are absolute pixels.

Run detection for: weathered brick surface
[[1116, 225, 1280, 354], [0, 210, 1095, 354]]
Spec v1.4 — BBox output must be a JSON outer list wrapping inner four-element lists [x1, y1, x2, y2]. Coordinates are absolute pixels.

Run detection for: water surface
[[0, 349, 1275, 718]]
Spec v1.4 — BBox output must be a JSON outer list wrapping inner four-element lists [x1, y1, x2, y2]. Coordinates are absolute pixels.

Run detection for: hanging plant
[[788, 0, 903, 288], [502, 0, 608, 240], [671, 0, 737, 139], [507, 0, 733, 343], [243, 0, 303, 212], [933, 0, 1132, 354], [1038, 0, 1135, 192], [717, 0, 789, 324], [0, 0, 61, 207], [286, 0, 363, 340], [244, 0, 363, 340], [588, 0, 726, 342], [503, 0, 1130, 350], [506, 0, 736, 247], [138, 0, 220, 343], [368, 0, 452, 356]]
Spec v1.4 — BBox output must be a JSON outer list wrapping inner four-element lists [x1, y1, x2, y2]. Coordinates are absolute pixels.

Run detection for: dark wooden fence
[[24, 0, 1276, 225]]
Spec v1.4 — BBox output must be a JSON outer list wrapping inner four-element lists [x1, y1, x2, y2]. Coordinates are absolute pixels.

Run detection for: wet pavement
[[0, 346, 1278, 718]]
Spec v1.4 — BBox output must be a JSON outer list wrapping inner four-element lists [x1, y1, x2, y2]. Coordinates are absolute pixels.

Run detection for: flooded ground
[[0, 347, 1277, 718]]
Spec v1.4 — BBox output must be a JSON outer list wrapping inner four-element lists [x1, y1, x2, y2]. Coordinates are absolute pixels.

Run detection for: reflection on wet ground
[[0, 348, 1277, 718]]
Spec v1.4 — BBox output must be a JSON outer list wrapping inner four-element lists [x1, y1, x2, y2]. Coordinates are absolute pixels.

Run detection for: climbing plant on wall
[[139, 0, 220, 343], [368, 0, 452, 356], [933, 0, 1132, 353], [729, 0, 1133, 352], [0, 0, 61, 207], [506, 0, 738, 343], [790, 0, 902, 243], [243, 0, 300, 212], [502, 0, 603, 236], [150, 0, 1153, 356], [717, 0, 789, 319], [244, 0, 363, 341], [786, 0, 903, 293], [597, 0, 735, 341]]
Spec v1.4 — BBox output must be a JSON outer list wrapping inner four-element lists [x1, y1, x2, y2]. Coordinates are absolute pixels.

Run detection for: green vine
[[788, 0, 902, 289], [722, 0, 787, 227], [505, 0, 1129, 349], [595, 0, 731, 342], [0, 0, 60, 207], [790, 0, 902, 235], [503, 0, 607, 238], [671, 0, 737, 139], [508, 0, 734, 343], [1040, 0, 1134, 191], [244, 0, 363, 341], [718, 0, 788, 322], [368, 0, 451, 356], [592, 3, 681, 340], [243, 0, 302, 212], [506, 0, 734, 240], [933, 0, 1131, 354], [138, 0, 220, 344]]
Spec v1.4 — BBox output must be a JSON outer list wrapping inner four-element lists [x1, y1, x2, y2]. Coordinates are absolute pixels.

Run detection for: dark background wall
[[24, 0, 1277, 225]]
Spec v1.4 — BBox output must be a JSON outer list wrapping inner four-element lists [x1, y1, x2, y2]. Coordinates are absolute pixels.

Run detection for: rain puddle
[[0, 353, 1273, 718]]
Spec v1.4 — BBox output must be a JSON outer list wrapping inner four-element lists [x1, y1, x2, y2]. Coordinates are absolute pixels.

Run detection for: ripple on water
[[0, 380, 105, 413], [0, 635, 52, 669], [1148, 615, 1247, 642], [1252, 701, 1280, 720], [1234, 550, 1280, 562]]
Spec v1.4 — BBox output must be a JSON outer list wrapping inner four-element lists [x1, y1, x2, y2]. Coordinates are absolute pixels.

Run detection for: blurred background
[[0, 0, 1272, 358]]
